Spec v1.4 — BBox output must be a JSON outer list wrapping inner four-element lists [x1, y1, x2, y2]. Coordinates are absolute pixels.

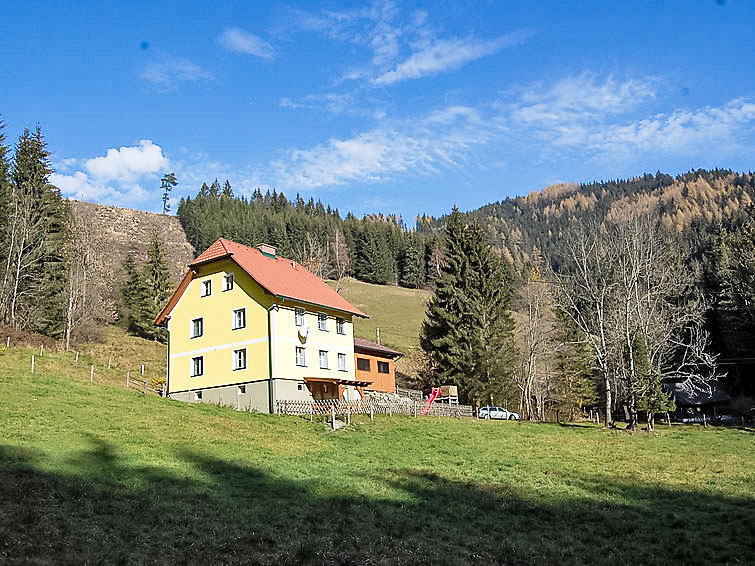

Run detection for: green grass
[[1, 356, 753, 565], [331, 278, 432, 379]]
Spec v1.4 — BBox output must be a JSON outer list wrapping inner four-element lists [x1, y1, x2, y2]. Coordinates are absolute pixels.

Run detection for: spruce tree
[[5, 127, 68, 335], [160, 172, 177, 214], [135, 234, 171, 341], [421, 209, 516, 405]]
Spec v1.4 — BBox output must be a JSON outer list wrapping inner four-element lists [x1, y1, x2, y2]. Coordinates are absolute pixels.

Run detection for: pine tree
[[421, 208, 517, 405], [399, 234, 425, 288], [160, 172, 177, 214]]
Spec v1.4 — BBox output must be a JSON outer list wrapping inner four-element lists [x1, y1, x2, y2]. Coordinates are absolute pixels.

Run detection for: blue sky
[[2, 0, 754, 222]]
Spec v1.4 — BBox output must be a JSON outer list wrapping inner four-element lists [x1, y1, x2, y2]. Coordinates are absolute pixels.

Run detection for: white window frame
[[191, 317, 203, 338], [232, 308, 246, 330], [294, 307, 305, 327], [319, 350, 329, 370], [317, 313, 328, 331], [223, 272, 234, 292], [233, 348, 247, 371], [295, 346, 306, 367], [191, 356, 204, 377], [201, 279, 212, 297], [337, 353, 347, 372], [336, 317, 346, 335]]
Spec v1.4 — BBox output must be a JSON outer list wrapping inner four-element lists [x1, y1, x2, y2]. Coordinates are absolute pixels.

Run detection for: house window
[[295, 308, 304, 327], [194, 391, 203, 401], [297, 382, 304, 391], [338, 353, 347, 372], [201, 280, 212, 297], [317, 313, 328, 331], [224, 272, 234, 291], [191, 356, 203, 377], [357, 357, 370, 371], [295, 347, 306, 367], [378, 361, 390, 374], [336, 317, 345, 335], [233, 348, 247, 371], [237, 384, 246, 395], [233, 308, 246, 330], [319, 350, 329, 370], [191, 317, 203, 338]]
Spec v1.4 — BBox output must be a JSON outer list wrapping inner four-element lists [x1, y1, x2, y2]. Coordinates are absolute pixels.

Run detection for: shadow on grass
[[0, 441, 752, 565]]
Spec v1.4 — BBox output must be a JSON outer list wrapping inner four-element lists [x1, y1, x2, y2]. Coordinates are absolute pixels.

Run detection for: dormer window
[[201, 280, 212, 297], [223, 272, 234, 291]]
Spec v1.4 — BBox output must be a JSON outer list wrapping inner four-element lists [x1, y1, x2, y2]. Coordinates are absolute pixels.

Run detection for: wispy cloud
[[140, 56, 213, 92], [277, 2, 530, 88], [270, 105, 494, 189], [504, 74, 755, 161], [219, 27, 274, 58], [375, 31, 532, 85]]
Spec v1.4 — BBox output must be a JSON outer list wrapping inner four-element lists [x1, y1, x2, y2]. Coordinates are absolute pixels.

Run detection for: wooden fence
[[395, 387, 424, 402], [276, 399, 474, 419], [125, 373, 165, 396]]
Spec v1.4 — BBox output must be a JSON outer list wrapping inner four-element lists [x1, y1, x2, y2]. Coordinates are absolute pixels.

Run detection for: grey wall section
[[170, 380, 270, 413]]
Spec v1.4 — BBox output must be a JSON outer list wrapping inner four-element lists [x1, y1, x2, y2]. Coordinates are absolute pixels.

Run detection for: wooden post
[[162, 382, 166, 397], [126, 371, 130, 389], [6, 336, 9, 348], [107, 358, 111, 370], [389, 405, 392, 417], [347, 408, 351, 426], [75, 351, 79, 364], [144, 377, 149, 394], [703, 413, 707, 427], [376, 328, 380, 345], [90, 365, 94, 382], [40, 344, 44, 356], [141, 364, 145, 375], [331, 407, 336, 430], [413, 401, 417, 418], [31, 355, 35, 374], [666, 412, 671, 426], [310, 404, 313, 423], [370, 404, 374, 422]]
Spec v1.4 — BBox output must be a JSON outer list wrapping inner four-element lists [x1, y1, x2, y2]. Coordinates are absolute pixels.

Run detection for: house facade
[[354, 338, 403, 394], [156, 238, 369, 413]]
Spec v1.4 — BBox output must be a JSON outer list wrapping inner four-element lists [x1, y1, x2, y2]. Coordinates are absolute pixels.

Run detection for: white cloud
[[84, 140, 169, 183], [504, 74, 755, 160], [51, 171, 151, 206], [140, 57, 213, 92], [375, 31, 532, 85], [271, 105, 494, 189], [219, 28, 274, 58]]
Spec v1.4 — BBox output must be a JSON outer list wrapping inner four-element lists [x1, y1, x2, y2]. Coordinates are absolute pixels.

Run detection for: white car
[[479, 406, 520, 420]]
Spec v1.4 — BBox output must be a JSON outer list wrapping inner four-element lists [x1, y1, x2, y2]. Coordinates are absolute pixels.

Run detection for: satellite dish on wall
[[299, 326, 310, 340]]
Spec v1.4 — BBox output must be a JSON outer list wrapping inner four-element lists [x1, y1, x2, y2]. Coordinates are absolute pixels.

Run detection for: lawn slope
[[331, 278, 432, 380], [1, 359, 753, 565]]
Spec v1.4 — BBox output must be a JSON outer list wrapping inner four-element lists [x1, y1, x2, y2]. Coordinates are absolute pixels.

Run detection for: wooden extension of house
[[155, 238, 372, 413], [353, 338, 404, 394]]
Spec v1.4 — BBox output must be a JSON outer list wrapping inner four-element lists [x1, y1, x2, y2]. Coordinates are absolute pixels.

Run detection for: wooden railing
[[276, 399, 474, 418], [395, 387, 424, 402], [125, 373, 165, 396]]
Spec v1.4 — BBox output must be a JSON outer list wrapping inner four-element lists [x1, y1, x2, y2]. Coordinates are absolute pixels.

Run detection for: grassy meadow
[[331, 277, 432, 379], [1, 348, 753, 565]]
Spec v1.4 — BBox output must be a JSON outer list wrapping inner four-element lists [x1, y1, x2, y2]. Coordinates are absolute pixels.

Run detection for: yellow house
[[156, 238, 370, 413]]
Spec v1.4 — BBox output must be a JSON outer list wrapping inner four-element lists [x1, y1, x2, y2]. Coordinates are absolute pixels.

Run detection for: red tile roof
[[157, 238, 367, 325], [353, 337, 403, 358]]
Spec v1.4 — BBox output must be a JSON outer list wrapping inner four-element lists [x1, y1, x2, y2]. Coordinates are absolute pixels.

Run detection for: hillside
[[68, 200, 194, 326], [1, 358, 753, 565], [331, 278, 431, 383]]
